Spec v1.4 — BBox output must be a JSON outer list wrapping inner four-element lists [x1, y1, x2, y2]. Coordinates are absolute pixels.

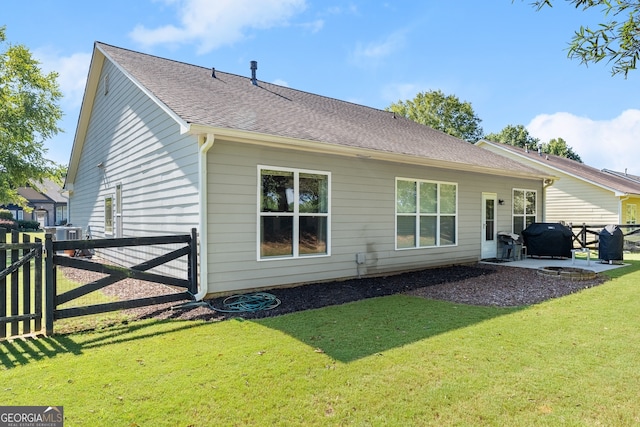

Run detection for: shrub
[[0, 209, 15, 220], [18, 220, 41, 231], [0, 218, 18, 231]]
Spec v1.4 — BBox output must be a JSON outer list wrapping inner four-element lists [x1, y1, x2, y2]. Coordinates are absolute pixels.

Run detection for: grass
[[0, 254, 639, 425]]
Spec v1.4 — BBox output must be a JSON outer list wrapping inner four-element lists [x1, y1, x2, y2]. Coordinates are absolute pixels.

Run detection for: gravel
[[59, 261, 609, 323]]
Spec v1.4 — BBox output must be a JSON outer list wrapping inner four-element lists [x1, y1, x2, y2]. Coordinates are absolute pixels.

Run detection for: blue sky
[[4, 0, 639, 174]]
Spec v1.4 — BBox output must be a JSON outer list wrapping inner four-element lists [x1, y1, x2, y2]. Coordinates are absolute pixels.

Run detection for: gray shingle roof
[[603, 169, 640, 185], [481, 141, 640, 195], [97, 42, 547, 178], [16, 179, 66, 204]]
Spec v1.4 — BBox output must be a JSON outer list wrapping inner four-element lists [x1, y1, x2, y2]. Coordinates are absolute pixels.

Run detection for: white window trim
[[257, 165, 331, 261], [512, 188, 538, 233], [395, 177, 458, 250]]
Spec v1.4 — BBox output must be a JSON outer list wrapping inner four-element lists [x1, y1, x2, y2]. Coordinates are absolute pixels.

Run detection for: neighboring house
[[2, 178, 68, 228], [476, 140, 640, 226], [65, 43, 551, 297]]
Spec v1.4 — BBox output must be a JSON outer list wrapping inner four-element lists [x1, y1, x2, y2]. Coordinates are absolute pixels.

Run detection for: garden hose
[[208, 292, 281, 313]]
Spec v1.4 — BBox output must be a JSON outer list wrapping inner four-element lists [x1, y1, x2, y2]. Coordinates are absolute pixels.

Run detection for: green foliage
[[543, 137, 583, 161], [486, 124, 584, 162], [17, 219, 40, 231], [531, 0, 640, 77], [386, 90, 484, 142], [0, 218, 17, 231], [0, 208, 13, 220], [485, 124, 540, 148], [0, 209, 17, 231], [0, 26, 64, 207]]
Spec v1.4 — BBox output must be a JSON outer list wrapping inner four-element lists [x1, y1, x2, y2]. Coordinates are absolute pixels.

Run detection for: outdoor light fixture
[[498, 199, 505, 205]]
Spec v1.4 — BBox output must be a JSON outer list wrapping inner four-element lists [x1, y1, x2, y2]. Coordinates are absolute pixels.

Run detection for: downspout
[[194, 133, 215, 301], [542, 178, 554, 222]]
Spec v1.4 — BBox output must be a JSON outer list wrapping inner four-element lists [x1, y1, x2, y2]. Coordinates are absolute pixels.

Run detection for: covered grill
[[599, 225, 624, 262], [521, 222, 572, 258], [497, 231, 522, 261]]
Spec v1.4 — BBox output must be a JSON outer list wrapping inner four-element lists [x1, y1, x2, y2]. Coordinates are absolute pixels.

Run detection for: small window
[[55, 205, 68, 225], [258, 166, 330, 259], [396, 178, 457, 249], [513, 189, 537, 234], [105, 195, 114, 235]]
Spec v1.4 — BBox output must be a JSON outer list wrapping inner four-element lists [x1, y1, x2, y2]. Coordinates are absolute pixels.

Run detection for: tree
[[0, 26, 63, 207], [531, 0, 640, 77], [543, 137, 583, 162], [484, 124, 540, 148], [485, 124, 584, 162], [386, 90, 484, 143]]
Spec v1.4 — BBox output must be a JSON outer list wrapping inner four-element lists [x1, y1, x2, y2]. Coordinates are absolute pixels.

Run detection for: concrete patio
[[481, 253, 630, 274]]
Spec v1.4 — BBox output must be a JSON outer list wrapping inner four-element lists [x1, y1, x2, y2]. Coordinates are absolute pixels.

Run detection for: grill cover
[[521, 223, 572, 258], [598, 225, 624, 261]]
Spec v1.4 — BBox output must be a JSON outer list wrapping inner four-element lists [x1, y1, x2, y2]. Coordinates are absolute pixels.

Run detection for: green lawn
[[1, 254, 639, 426]]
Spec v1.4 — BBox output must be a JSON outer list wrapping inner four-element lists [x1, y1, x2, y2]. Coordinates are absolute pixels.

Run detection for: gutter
[[193, 133, 215, 301]]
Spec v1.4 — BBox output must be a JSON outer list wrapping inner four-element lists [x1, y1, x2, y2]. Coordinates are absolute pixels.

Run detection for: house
[[65, 42, 552, 298], [2, 178, 68, 228], [476, 139, 640, 226]]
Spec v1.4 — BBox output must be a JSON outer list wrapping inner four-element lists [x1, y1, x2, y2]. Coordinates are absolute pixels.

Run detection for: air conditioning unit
[[54, 226, 83, 241]]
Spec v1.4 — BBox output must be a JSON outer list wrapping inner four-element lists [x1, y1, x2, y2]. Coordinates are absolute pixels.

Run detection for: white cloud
[[527, 110, 640, 175], [352, 30, 406, 64], [34, 49, 92, 109], [130, 0, 307, 54]]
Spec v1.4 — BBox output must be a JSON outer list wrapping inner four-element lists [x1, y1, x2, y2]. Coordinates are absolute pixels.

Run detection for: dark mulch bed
[[126, 263, 608, 322]]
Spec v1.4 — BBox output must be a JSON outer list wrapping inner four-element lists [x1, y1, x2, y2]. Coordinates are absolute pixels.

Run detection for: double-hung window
[[512, 189, 537, 234], [259, 166, 330, 259], [396, 178, 457, 249]]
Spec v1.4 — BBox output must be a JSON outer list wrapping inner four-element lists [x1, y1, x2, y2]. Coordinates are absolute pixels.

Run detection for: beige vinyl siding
[[69, 59, 199, 274], [205, 140, 542, 294], [479, 143, 620, 224], [545, 181, 619, 224]]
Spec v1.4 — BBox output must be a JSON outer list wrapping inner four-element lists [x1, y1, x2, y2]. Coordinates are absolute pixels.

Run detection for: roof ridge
[[96, 41, 396, 118]]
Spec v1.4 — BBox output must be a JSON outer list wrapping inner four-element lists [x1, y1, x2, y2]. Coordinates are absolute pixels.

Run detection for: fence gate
[[1, 229, 43, 340], [45, 228, 198, 335]]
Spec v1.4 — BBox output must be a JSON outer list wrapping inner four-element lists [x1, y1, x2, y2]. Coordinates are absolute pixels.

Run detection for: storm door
[[481, 193, 497, 259]]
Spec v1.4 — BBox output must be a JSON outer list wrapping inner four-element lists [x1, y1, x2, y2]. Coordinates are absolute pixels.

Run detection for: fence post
[[189, 228, 198, 296], [10, 230, 19, 336], [34, 236, 43, 333], [45, 233, 55, 335]]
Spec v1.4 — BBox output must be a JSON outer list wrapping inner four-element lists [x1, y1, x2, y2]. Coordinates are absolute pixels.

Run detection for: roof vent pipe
[[211, 67, 216, 78], [250, 60, 258, 85]]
